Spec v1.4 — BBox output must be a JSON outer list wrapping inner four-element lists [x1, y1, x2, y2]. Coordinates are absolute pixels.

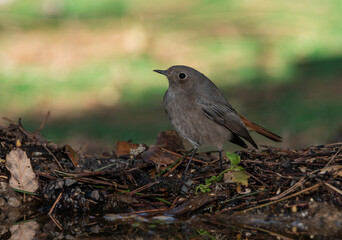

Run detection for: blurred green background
[[1, 0, 341, 152]]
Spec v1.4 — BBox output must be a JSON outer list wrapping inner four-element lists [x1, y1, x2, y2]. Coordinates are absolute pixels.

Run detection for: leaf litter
[[0, 117, 342, 239], [5, 148, 38, 193]]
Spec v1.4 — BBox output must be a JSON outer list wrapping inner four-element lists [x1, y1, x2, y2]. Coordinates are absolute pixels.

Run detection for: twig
[[43, 145, 64, 171], [325, 182, 342, 195], [245, 172, 269, 187], [48, 190, 63, 215], [35, 171, 58, 180], [164, 158, 184, 177], [155, 157, 182, 177], [270, 177, 306, 201], [242, 224, 294, 240], [34, 111, 50, 133], [217, 190, 268, 214], [169, 196, 180, 209], [76, 177, 128, 190], [325, 146, 342, 167], [130, 208, 168, 215], [128, 182, 159, 195], [235, 183, 320, 214], [325, 142, 342, 147], [49, 215, 63, 231], [161, 148, 207, 164]]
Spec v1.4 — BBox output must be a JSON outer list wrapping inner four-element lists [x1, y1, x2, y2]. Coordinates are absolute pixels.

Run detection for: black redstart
[[154, 65, 282, 173]]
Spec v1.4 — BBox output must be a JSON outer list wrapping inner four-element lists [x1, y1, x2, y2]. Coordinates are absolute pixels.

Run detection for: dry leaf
[[141, 147, 179, 170], [318, 165, 342, 177], [10, 221, 39, 240], [115, 141, 145, 158], [64, 145, 80, 167], [140, 130, 185, 170], [223, 171, 249, 186], [5, 148, 38, 192], [299, 166, 307, 173]]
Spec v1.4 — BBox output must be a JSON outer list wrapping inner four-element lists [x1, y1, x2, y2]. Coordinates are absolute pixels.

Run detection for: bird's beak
[[153, 69, 169, 76]]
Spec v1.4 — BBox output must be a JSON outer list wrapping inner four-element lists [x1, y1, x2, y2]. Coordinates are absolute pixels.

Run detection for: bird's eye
[[178, 73, 187, 79]]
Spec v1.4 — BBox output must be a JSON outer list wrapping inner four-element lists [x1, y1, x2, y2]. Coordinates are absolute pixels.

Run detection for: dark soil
[[0, 118, 342, 239]]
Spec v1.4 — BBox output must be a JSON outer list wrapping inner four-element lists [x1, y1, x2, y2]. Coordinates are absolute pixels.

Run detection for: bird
[[154, 65, 282, 174]]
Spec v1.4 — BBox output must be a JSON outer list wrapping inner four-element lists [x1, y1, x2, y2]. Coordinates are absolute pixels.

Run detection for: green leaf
[[226, 152, 241, 168], [232, 166, 244, 171], [195, 184, 211, 194], [224, 171, 249, 186]]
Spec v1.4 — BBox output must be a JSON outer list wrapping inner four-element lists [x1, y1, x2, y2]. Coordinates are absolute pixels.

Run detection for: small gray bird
[[154, 65, 282, 173]]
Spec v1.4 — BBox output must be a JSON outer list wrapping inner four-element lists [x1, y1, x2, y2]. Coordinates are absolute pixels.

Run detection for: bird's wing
[[196, 96, 258, 148]]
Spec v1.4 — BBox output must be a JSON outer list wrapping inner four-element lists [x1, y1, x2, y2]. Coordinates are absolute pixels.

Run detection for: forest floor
[[0, 118, 342, 239]]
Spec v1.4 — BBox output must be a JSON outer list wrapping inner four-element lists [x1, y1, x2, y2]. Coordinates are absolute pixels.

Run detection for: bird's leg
[[183, 147, 198, 176], [219, 149, 223, 171]]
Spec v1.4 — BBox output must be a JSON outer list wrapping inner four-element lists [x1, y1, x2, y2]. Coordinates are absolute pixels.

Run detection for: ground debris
[[0, 120, 342, 234]]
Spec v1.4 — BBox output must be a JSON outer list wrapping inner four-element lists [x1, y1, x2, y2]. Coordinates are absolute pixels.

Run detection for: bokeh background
[[1, 0, 341, 152]]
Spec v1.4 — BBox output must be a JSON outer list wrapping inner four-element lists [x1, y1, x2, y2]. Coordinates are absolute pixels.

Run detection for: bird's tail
[[239, 114, 282, 142]]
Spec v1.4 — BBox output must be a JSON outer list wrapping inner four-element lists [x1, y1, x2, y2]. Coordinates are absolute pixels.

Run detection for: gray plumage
[[155, 65, 256, 151], [154, 65, 281, 172]]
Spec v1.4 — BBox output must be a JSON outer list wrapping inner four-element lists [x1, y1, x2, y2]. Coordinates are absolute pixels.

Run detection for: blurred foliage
[[0, 0, 341, 148]]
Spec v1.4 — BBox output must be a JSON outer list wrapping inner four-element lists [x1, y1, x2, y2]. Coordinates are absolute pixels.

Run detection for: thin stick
[[128, 182, 159, 195], [49, 214, 63, 231], [235, 183, 320, 214], [130, 208, 168, 215], [164, 158, 184, 177], [48, 190, 63, 215], [43, 145, 64, 171], [325, 182, 342, 195], [325, 146, 342, 167], [34, 111, 51, 133], [169, 196, 180, 210], [245, 172, 269, 187], [76, 177, 127, 190], [161, 148, 206, 164], [270, 177, 306, 201]]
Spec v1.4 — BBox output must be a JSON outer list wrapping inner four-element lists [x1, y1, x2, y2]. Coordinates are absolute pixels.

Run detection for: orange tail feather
[[239, 114, 282, 142]]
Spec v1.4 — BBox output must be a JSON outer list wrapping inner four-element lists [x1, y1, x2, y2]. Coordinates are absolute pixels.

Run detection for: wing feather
[[196, 96, 258, 148]]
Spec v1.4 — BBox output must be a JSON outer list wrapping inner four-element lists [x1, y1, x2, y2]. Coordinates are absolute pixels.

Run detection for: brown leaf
[[64, 145, 80, 168], [115, 141, 146, 158], [141, 147, 179, 170], [318, 165, 342, 177], [154, 130, 185, 152], [10, 220, 39, 240], [5, 148, 38, 192]]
